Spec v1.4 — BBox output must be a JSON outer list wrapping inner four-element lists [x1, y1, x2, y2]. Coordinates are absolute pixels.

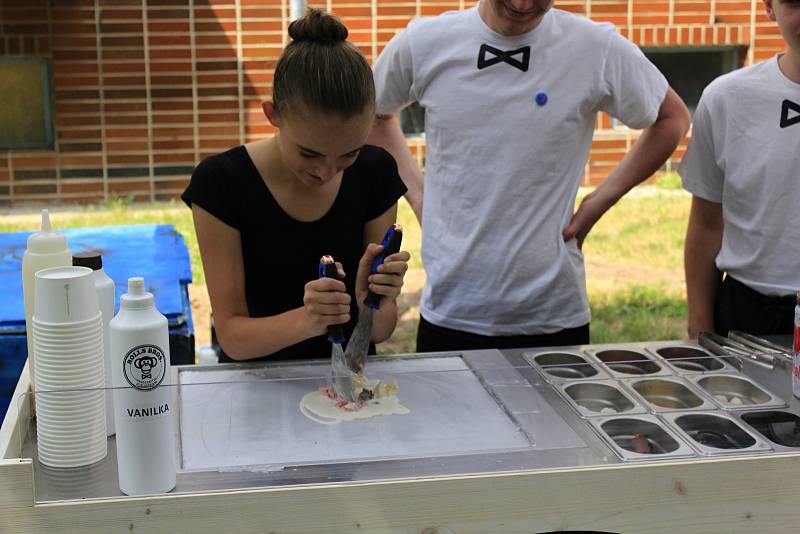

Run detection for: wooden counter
[[3, 355, 800, 534]]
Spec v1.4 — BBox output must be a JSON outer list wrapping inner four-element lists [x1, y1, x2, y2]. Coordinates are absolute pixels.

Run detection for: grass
[[0, 183, 693, 351]]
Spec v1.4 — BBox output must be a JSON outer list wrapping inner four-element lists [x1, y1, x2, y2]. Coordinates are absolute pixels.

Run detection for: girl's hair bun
[[288, 8, 348, 44]]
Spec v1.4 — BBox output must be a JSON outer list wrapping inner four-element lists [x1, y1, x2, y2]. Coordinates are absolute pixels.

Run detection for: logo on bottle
[[123, 344, 166, 391]]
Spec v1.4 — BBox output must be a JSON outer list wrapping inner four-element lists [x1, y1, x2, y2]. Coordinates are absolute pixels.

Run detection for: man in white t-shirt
[[681, 0, 800, 339], [368, 0, 690, 351]]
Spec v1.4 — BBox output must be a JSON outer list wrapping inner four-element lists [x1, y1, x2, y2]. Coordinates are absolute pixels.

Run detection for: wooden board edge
[[1, 360, 31, 460]]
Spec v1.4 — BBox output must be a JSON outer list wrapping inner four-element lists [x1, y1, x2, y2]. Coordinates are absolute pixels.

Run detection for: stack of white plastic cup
[[32, 266, 107, 468]]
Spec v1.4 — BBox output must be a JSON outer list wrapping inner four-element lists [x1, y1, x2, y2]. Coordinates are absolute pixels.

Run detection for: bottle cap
[[72, 250, 103, 271], [120, 277, 154, 310], [26, 209, 69, 254]]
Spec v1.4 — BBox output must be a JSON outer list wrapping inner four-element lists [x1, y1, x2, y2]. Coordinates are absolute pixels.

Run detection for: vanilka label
[[126, 403, 170, 420], [123, 344, 166, 391]]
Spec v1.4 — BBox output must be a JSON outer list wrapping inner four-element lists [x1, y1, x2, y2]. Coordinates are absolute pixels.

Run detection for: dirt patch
[[585, 255, 685, 295]]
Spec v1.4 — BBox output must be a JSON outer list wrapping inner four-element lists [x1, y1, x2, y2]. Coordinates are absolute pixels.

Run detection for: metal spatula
[[344, 224, 403, 374], [319, 255, 355, 402]]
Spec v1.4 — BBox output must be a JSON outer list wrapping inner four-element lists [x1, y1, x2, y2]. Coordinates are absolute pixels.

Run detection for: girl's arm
[[355, 204, 411, 344], [193, 204, 351, 360]]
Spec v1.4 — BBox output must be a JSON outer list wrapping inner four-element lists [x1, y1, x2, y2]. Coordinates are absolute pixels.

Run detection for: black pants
[[714, 275, 795, 336], [416, 315, 590, 353]]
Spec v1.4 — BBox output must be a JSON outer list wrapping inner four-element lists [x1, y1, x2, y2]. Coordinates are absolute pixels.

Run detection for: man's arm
[[562, 87, 691, 246], [684, 196, 723, 339], [368, 114, 424, 223]]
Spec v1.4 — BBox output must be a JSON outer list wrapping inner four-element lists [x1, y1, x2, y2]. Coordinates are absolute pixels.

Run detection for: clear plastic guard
[[12, 343, 799, 503]]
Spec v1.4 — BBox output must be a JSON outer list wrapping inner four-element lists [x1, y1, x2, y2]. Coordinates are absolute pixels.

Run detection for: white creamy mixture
[[299, 380, 410, 424]]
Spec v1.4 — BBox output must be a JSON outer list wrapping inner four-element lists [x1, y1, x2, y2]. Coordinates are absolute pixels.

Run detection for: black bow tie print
[[780, 99, 800, 128], [477, 44, 530, 72]]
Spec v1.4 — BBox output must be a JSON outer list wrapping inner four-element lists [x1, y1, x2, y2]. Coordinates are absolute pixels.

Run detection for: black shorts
[[416, 315, 590, 353], [714, 275, 795, 336]]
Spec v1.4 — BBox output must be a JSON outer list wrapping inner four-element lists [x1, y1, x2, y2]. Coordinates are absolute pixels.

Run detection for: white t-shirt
[[680, 56, 800, 297], [374, 7, 668, 335]]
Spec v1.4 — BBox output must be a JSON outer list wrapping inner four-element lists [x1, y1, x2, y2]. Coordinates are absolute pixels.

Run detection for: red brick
[[103, 49, 145, 60], [150, 75, 193, 85], [150, 62, 193, 72], [61, 182, 105, 194], [59, 155, 103, 167], [104, 102, 148, 113], [108, 155, 150, 165], [154, 153, 195, 164], [152, 101, 194, 111], [107, 141, 149, 151], [200, 112, 241, 123], [149, 35, 192, 46], [153, 127, 194, 138], [98, 63, 143, 74], [105, 115, 148, 126], [109, 180, 150, 193], [99, 9, 143, 22], [153, 113, 194, 124], [102, 75, 147, 86], [57, 129, 103, 140]]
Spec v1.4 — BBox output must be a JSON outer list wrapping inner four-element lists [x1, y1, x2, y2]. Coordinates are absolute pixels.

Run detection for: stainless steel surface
[[661, 411, 771, 456], [645, 343, 734, 374], [728, 331, 793, 371], [691, 374, 786, 410], [523, 350, 610, 382], [699, 331, 775, 370], [18, 340, 799, 504], [588, 414, 695, 461], [557, 380, 646, 417], [624, 377, 716, 413], [24, 348, 610, 503], [729, 331, 790, 354], [738, 410, 800, 451], [585, 348, 671, 378]]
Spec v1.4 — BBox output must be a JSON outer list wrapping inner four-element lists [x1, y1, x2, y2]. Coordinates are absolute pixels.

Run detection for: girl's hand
[[302, 262, 350, 337], [355, 243, 411, 305]]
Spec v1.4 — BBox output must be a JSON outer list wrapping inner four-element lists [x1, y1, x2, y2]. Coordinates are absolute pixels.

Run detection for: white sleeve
[[679, 94, 724, 203], [597, 32, 668, 129], [373, 28, 416, 116]]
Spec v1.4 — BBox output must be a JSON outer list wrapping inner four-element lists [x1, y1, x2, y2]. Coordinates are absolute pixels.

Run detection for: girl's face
[[766, 0, 800, 52], [267, 104, 374, 189]]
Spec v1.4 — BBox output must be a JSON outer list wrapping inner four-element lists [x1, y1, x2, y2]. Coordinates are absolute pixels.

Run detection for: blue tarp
[[0, 224, 194, 420], [0, 224, 192, 328]]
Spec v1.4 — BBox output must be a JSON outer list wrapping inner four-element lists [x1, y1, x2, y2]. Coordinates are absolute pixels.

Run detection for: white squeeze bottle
[[73, 251, 116, 436], [110, 277, 176, 496], [22, 209, 72, 386]]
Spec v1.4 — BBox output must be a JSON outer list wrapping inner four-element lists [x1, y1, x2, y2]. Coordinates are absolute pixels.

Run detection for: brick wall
[[0, 0, 788, 205]]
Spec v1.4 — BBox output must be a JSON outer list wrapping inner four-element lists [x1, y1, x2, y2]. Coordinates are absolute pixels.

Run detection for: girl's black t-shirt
[[181, 144, 407, 361]]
